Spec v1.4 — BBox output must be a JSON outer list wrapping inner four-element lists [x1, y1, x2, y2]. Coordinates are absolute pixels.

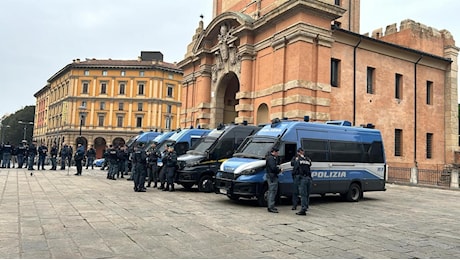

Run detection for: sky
[[1, 0, 459, 119]]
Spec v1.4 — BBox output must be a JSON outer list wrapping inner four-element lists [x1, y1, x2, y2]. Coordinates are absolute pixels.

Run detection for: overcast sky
[[1, 0, 459, 119]]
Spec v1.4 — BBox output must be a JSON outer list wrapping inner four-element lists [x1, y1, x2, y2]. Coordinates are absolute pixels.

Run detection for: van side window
[[366, 141, 385, 163], [175, 142, 189, 156], [302, 139, 328, 162], [330, 141, 363, 162]]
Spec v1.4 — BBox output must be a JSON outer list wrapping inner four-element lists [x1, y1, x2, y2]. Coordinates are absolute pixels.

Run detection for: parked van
[[214, 118, 386, 206], [176, 124, 261, 192], [126, 131, 162, 150]]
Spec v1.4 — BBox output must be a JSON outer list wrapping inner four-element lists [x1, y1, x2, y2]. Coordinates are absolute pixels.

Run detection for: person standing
[[74, 143, 85, 175], [50, 142, 58, 170], [60, 143, 71, 170], [2, 142, 13, 168], [17, 141, 27, 168], [146, 144, 160, 188], [107, 145, 119, 180], [37, 142, 48, 170], [85, 145, 96, 170], [119, 145, 129, 178], [292, 148, 312, 216], [290, 148, 301, 210], [163, 144, 177, 192], [27, 140, 38, 171], [132, 144, 147, 192], [266, 147, 281, 213]]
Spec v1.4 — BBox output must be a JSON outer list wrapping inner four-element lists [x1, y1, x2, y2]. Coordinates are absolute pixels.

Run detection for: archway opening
[[216, 72, 239, 125], [94, 137, 107, 159]]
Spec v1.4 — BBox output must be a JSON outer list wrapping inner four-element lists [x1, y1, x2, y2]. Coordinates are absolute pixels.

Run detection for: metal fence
[[387, 166, 452, 188]]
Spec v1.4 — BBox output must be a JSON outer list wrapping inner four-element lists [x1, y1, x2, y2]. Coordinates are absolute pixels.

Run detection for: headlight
[[185, 160, 200, 167], [239, 168, 258, 175]]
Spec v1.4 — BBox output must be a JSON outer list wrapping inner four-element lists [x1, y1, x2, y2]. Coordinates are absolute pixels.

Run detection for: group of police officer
[[99, 142, 178, 193]]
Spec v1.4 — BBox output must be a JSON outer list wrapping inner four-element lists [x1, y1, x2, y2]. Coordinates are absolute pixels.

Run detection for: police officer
[[117, 145, 128, 179], [132, 143, 148, 192], [85, 145, 96, 170], [17, 141, 27, 168], [27, 140, 38, 170], [74, 143, 85, 176], [162, 144, 177, 192], [292, 148, 312, 216], [266, 147, 281, 213], [37, 142, 48, 170], [291, 149, 302, 210], [2, 142, 13, 168], [50, 142, 58, 170], [107, 145, 119, 180], [60, 143, 71, 170], [146, 144, 160, 188]]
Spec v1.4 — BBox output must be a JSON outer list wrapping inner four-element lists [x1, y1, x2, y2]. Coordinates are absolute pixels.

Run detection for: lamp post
[[0, 124, 10, 144], [78, 106, 86, 144], [18, 121, 34, 141]]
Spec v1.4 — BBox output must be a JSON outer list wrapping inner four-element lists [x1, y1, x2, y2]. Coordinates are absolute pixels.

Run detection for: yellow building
[[33, 51, 182, 158]]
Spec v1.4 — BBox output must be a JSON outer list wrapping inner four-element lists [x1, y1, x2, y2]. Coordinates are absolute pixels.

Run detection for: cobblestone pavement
[[1, 167, 460, 258]]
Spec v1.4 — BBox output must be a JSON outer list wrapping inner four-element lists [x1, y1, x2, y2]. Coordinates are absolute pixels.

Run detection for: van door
[[278, 142, 297, 197]]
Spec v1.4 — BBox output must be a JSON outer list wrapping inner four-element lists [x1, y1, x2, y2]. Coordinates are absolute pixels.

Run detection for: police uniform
[[37, 144, 48, 170], [107, 146, 119, 180], [17, 142, 27, 168], [146, 147, 160, 188], [132, 144, 148, 192], [50, 144, 58, 170], [27, 141, 38, 170], [162, 144, 177, 192], [292, 148, 312, 215], [265, 147, 280, 213]]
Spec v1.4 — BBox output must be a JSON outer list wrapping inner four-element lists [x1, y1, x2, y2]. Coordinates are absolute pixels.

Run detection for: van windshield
[[233, 137, 276, 159], [188, 137, 217, 155]]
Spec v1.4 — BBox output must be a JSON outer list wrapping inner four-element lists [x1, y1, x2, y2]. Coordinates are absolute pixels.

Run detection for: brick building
[[178, 0, 458, 169]]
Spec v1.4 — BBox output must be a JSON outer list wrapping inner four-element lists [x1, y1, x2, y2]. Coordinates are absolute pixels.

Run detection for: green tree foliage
[[0, 106, 35, 145]]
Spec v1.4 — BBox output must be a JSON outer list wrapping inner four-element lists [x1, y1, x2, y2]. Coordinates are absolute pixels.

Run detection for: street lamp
[[0, 124, 10, 144], [18, 121, 34, 141]]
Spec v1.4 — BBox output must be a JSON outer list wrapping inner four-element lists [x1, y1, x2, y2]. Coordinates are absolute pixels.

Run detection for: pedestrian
[[27, 140, 38, 170], [163, 144, 177, 192], [50, 142, 58, 170], [60, 143, 71, 170], [132, 144, 147, 192], [74, 143, 85, 175], [292, 148, 312, 216], [291, 149, 301, 210], [107, 145, 119, 180], [119, 145, 129, 178], [16, 140, 27, 168], [146, 143, 160, 188], [85, 145, 96, 169], [11, 144, 17, 168], [266, 147, 281, 213], [37, 142, 48, 170], [2, 142, 13, 168]]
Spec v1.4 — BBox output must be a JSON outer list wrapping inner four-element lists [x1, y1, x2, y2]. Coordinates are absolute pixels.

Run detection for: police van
[[175, 124, 261, 192], [214, 118, 386, 206]]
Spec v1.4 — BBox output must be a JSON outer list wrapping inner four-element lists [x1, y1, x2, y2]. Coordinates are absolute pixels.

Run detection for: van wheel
[[257, 185, 268, 207], [346, 183, 362, 202], [181, 183, 193, 190], [198, 175, 214, 193]]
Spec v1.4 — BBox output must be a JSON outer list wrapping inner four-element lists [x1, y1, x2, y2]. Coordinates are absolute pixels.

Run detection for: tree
[[0, 106, 35, 145]]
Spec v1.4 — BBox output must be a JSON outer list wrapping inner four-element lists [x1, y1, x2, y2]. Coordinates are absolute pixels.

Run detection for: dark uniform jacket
[[266, 154, 280, 181]]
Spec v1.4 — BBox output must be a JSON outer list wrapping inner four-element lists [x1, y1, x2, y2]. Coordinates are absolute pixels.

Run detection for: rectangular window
[[117, 116, 123, 127], [121, 71, 126, 76], [100, 102, 105, 110], [167, 104, 172, 114], [98, 115, 105, 127], [426, 81, 433, 105], [367, 67, 375, 94], [81, 101, 87, 108], [168, 73, 173, 79], [167, 84, 174, 97], [138, 102, 143, 111], [101, 82, 107, 94], [139, 71, 144, 77], [118, 102, 124, 111], [136, 117, 142, 128], [138, 83, 145, 95], [395, 73, 403, 99], [302, 139, 329, 162], [165, 116, 171, 130], [331, 59, 340, 87], [426, 133, 433, 159], [334, 0, 341, 5], [119, 83, 126, 95], [81, 114, 86, 126], [84, 70, 89, 76], [82, 82, 89, 94], [395, 129, 402, 157], [102, 70, 108, 76]]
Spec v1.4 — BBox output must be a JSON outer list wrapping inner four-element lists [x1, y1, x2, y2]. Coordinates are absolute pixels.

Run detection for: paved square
[[1, 167, 460, 258]]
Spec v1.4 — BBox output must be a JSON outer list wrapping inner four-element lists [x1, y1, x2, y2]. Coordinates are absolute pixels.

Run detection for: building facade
[[178, 0, 458, 169], [33, 51, 182, 158]]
